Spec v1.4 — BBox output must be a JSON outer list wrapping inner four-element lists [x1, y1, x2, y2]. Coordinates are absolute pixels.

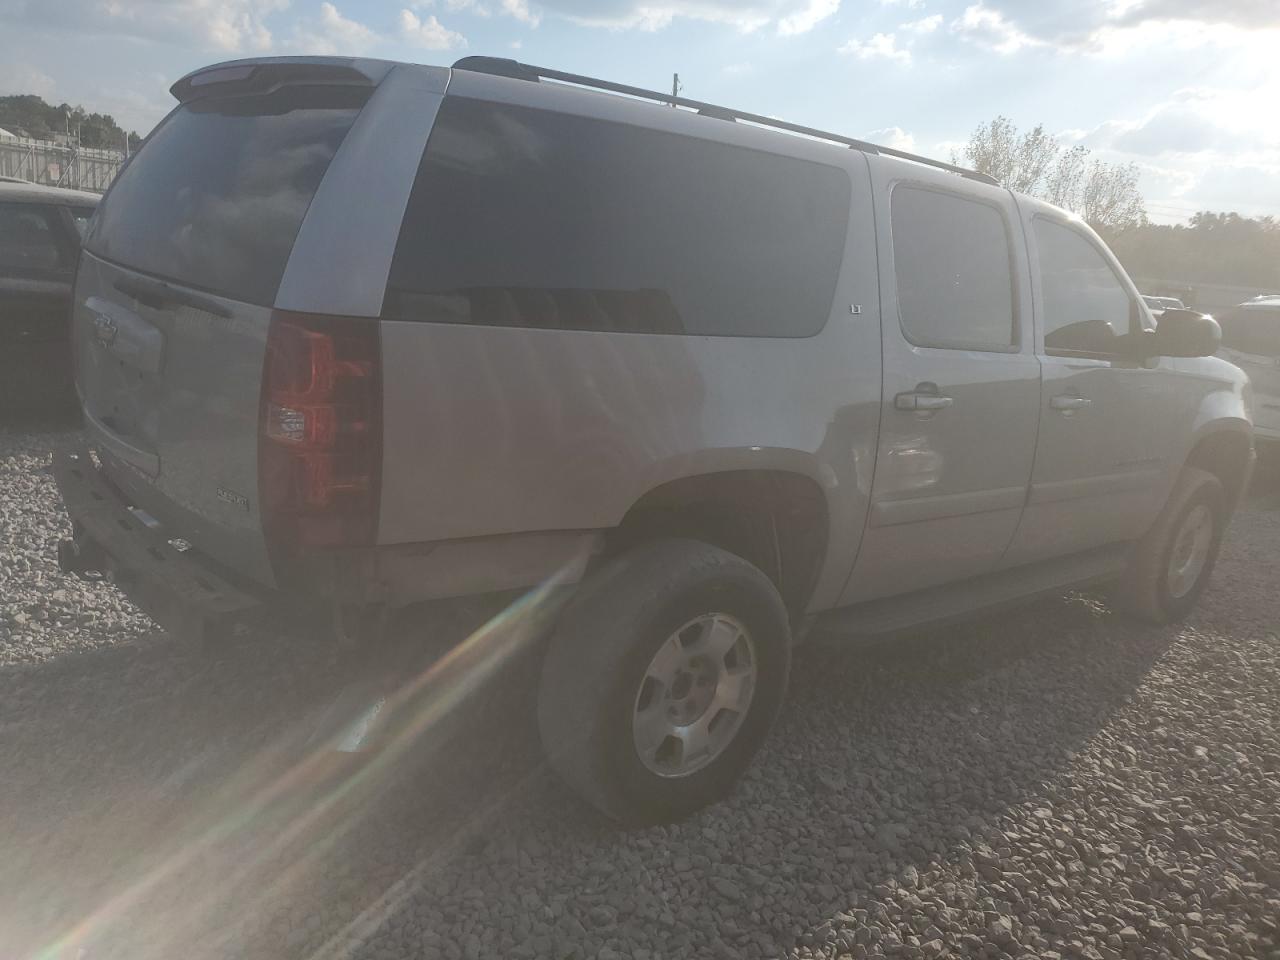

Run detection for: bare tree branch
[[955, 116, 1147, 230]]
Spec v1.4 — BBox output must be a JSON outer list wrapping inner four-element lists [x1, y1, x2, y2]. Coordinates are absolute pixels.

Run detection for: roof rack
[[451, 56, 1001, 187]]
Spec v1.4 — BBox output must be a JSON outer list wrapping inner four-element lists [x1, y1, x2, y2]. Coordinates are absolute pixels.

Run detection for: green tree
[[1103, 213, 1280, 289], [0, 94, 142, 151]]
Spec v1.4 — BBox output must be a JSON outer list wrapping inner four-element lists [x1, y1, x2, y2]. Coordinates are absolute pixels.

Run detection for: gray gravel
[[0, 424, 155, 665], [2, 419, 1279, 960]]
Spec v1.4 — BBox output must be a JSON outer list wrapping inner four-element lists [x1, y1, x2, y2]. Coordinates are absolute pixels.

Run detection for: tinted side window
[[385, 98, 851, 337], [890, 186, 1015, 351], [0, 203, 65, 274], [85, 86, 367, 306], [1034, 218, 1133, 356]]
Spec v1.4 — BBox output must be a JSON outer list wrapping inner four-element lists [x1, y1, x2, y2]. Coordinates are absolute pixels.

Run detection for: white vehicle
[[1217, 296, 1280, 447], [1142, 295, 1187, 319]]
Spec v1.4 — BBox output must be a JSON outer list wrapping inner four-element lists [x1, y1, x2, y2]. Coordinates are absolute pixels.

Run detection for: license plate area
[[79, 294, 167, 467]]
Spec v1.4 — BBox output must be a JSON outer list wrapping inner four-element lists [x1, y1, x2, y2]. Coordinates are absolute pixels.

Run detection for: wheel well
[[1185, 429, 1252, 508], [608, 471, 829, 616]]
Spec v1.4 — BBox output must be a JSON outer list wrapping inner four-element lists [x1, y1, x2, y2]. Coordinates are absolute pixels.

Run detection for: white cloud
[[1182, 163, 1280, 217], [1081, 87, 1280, 161], [901, 13, 941, 33], [443, 0, 492, 14], [500, 0, 541, 25], [1116, 0, 1280, 31], [86, 78, 174, 136], [866, 126, 916, 151], [291, 3, 378, 54], [777, 0, 839, 36], [1085, 16, 1280, 60], [1062, 80, 1280, 222], [878, 0, 922, 7], [0, 62, 57, 99], [548, 4, 757, 30], [0, 0, 289, 51], [959, 0, 1280, 53], [950, 3, 1041, 54], [530, 1, 839, 33], [408, 0, 484, 8], [1131, 159, 1198, 203], [840, 12, 940, 63], [839, 31, 911, 64], [1112, 106, 1226, 156], [398, 9, 468, 48], [508, 38, 523, 48]]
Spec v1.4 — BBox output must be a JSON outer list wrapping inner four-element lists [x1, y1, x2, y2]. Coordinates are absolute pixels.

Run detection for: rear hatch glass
[[74, 80, 369, 584], [84, 85, 368, 306]]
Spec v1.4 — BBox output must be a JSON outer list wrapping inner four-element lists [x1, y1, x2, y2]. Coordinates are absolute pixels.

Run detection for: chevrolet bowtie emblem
[[91, 312, 118, 347]]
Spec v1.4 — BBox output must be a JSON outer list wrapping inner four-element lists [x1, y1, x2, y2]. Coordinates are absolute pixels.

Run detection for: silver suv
[[54, 56, 1254, 824]]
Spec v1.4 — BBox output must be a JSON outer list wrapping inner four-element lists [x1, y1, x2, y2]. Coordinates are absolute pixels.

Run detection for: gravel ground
[[1, 419, 1278, 960], [0, 423, 154, 666]]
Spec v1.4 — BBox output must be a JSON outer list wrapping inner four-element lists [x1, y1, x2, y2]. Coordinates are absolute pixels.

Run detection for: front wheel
[[1114, 467, 1226, 623], [537, 538, 791, 825]]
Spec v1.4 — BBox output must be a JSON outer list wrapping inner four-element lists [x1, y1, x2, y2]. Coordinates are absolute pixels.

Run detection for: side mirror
[[1149, 308, 1221, 358]]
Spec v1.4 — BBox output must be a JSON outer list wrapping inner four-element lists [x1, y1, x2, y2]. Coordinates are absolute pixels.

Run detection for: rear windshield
[[385, 97, 851, 337], [84, 86, 368, 307]]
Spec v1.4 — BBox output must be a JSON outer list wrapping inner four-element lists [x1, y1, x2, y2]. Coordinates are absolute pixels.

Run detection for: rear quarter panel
[[379, 320, 881, 611], [377, 88, 883, 611]]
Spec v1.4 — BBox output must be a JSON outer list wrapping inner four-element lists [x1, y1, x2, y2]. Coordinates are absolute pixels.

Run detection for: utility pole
[[671, 73, 681, 105]]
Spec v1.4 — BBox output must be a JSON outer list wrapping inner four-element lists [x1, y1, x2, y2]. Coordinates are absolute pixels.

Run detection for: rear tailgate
[[75, 252, 277, 580], [73, 61, 380, 585]]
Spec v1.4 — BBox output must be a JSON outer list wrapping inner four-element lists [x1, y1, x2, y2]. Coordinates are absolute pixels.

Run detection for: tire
[[1114, 467, 1226, 624], [537, 538, 791, 826]]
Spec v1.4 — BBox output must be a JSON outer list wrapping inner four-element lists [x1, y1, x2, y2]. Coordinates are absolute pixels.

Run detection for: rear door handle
[[1050, 395, 1092, 412], [114, 275, 231, 318], [895, 391, 954, 412]]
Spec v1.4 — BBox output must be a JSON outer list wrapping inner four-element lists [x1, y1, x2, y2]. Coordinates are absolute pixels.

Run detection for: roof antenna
[[671, 72, 681, 106]]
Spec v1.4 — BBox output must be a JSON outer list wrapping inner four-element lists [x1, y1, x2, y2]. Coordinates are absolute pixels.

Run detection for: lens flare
[[30, 562, 579, 960]]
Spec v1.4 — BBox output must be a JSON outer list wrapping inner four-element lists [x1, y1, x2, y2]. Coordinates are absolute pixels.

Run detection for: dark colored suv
[[0, 181, 98, 412]]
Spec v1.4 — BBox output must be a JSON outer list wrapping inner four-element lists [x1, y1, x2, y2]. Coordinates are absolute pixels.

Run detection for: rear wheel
[[1115, 467, 1226, 623], [537, 538, 791, 825]]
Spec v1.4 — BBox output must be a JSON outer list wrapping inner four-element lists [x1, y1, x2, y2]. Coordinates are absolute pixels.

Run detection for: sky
[[0, 0, 1277, 223]]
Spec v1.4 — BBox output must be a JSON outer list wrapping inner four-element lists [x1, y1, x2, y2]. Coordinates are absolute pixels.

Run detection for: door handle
[[1050, 395, 1092, 412], [895, 391, 954, 412]]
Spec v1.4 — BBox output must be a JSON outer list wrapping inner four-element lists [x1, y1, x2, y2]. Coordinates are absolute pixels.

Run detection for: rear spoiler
[[170, 57, 393, 104]]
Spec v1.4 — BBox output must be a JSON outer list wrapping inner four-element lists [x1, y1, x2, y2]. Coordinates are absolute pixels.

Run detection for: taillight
[[259, 311, 381, 550]]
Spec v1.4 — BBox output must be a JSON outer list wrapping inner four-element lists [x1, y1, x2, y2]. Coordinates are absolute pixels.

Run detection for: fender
[[628, 448, 861, 613], [1174, 358, 1252, 462], [1166, 357, 1253, 507]]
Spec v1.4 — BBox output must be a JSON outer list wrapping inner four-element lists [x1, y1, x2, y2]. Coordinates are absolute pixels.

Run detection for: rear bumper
[[53, 447, 603, 643], [53, 448, 266, 643]]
